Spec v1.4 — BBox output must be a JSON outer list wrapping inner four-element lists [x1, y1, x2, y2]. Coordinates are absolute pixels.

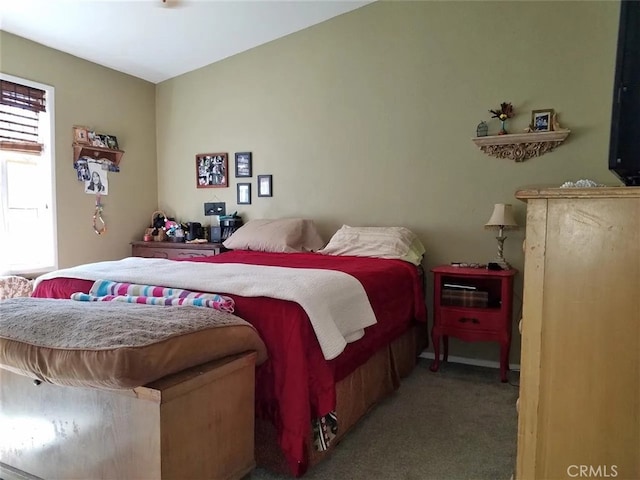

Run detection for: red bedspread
[[32, 250, 427, 476]]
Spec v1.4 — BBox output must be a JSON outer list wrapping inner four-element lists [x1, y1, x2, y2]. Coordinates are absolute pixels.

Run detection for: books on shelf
[[443, 283, 477, 290], [442, 288, 489, 308]]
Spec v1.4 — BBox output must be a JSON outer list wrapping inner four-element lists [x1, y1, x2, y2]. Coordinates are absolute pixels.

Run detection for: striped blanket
[[71, 280, 235, 312]]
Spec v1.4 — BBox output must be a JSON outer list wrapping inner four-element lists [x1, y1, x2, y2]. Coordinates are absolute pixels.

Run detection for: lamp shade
[[485, 203, 518, 229]]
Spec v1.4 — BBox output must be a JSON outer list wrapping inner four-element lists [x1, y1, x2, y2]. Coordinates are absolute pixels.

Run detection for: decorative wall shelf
[[73, 143, 124, 166], [472, 130, 570, 162]]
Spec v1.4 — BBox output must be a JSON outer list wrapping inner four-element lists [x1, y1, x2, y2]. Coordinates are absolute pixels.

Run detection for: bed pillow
[[223, 218, 325, 253], [402, 237, 427, 266], [318, 225, 425, 265]]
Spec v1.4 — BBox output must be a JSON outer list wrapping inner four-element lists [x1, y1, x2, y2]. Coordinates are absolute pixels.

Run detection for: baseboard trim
[[0, 462, 43, 480], [419, 351, 520, 371]]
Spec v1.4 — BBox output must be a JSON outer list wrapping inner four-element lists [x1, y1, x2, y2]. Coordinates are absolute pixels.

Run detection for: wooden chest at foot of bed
[[0, 352, 257, 480]]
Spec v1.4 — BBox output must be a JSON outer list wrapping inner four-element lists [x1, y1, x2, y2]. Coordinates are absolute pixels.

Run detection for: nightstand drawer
[[439, 307, 503, 332], [131, 242, 222, 260], [134, 247, 216, 259]]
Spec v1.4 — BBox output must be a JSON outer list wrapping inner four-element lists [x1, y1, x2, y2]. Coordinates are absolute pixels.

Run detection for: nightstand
[[429, 265, 516, 382]]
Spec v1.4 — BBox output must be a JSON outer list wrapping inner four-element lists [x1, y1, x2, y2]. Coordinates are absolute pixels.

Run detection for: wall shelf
[[73, 143, 124, 166], [472, 130, 570, 162]]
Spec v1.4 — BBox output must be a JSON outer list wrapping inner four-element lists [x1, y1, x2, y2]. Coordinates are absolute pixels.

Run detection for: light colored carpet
[[247, 359, 519, 480]]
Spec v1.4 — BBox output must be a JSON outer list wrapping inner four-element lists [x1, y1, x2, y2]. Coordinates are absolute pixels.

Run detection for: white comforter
[[35, 257, 377, 360]]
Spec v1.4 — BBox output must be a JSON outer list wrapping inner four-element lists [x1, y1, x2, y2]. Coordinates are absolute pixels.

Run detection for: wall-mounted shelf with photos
[[72, 125, 124, 166], [472, 130, 570, 162]]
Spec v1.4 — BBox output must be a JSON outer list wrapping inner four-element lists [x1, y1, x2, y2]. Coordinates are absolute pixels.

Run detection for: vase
[[499, 120, 507, 135]]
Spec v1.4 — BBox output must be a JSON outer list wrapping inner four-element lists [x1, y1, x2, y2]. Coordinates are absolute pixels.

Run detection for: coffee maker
[[211, 214, 243, 242], [185, 222, 203, 241]]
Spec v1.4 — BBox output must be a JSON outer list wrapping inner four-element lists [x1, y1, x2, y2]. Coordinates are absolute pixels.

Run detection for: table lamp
[[485, 203, 519, 270]]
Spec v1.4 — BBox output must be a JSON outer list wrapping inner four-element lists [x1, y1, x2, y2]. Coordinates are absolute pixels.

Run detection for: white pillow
[[402, 237, 427, 265], [318, 225, 425, 265], [223, 218, 325, 253]]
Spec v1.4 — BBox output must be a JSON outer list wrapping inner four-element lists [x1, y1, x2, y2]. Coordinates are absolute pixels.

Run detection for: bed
[[2, 221, 428, 478]]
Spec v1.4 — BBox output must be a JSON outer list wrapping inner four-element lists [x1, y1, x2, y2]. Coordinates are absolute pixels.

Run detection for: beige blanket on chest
[[0, 297, 267, 389]]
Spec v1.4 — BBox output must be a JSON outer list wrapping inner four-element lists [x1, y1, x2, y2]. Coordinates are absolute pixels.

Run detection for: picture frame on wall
[[257, 174, 273, 197], [237, 182, 251, 204], [531, 109, 554, 132], [196, 152, 228, 188], [235, 152, 252, 177]]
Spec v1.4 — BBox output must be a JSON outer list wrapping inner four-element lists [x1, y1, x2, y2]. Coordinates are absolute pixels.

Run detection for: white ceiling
[[0, 0, 372, 83]]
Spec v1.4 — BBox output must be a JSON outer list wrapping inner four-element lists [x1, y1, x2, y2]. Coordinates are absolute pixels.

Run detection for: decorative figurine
[[552, 112, 568, 131], [489, 102, 514, 135], [476, 121, 489, 137]]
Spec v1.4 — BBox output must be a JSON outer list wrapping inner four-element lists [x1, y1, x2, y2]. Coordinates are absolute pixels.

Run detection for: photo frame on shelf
[[101, 134, 119, 150], [73, 126, 90, 145], [88, 130, 107, 148], [235, 152, 252, 177], [257, 174, 273, 197], [237, 182, 251, 204], [531, 109, 554, 132], [196, 152, 228, 188]]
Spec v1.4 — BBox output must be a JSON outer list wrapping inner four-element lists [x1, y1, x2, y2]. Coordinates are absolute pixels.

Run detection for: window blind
[[0, 80, 46, 153]]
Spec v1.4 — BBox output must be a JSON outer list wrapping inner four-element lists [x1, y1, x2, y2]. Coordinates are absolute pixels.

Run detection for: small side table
[[429, 265, 516, 382]]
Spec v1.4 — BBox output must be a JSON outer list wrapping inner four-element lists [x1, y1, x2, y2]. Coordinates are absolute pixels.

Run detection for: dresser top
[[515, 186, 640, 200], [131, 241, 223, 250]]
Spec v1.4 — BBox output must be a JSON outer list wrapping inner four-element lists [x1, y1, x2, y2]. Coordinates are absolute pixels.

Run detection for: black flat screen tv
[[609, 0, 640, 186]]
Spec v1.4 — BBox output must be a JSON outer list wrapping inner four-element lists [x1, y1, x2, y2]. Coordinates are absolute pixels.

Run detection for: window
[[0, 74, 56, 275]]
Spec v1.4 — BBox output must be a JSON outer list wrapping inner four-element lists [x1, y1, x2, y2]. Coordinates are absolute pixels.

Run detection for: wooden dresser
[[131, 241, 223, 260], [515, 187, 640, 480]]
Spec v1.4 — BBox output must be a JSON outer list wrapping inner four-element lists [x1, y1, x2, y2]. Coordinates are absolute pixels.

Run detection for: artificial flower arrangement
[[489, 102, 514, 135], [147, 211, 184, 242], [164, 219, 185, 241]]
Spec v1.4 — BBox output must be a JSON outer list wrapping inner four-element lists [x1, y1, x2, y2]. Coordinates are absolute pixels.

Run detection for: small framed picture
[[531, 109, 554, 132], [257, 174, 273, 197], [235, 152, 252, 177], [89, 131, 107, 148], [237, 182, 251, 204], [73, 126, 90, 145], [196, 153, 228, 188], [102, 134, 119, 150]]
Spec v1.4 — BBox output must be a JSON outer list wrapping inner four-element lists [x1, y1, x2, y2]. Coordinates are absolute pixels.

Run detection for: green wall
[[156, 1, 620, 363], [0, 31, 158, 268]]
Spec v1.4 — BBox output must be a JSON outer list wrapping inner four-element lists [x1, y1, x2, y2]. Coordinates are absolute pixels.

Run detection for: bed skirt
[[255, 322, 427, 476]]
